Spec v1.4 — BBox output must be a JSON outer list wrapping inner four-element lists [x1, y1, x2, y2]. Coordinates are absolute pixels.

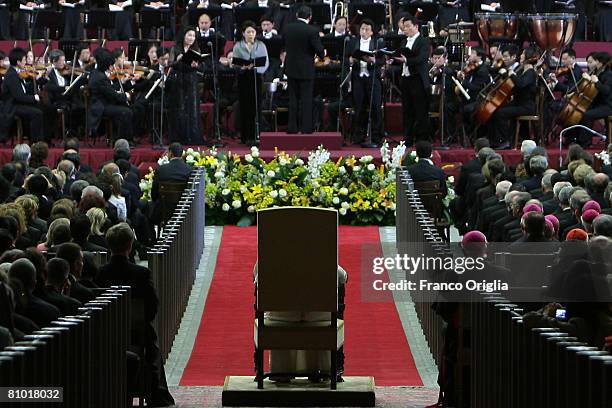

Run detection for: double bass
[[557, 64, 608, 127]]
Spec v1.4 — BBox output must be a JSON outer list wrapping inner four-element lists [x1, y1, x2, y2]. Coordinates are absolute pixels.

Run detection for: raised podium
[[259, 132, 343, 151]]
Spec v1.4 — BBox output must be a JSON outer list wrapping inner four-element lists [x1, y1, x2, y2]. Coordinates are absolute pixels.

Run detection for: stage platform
[[0, 137, 604, 178], [260, 132, 343, 150], [221, 376, 376, 407]]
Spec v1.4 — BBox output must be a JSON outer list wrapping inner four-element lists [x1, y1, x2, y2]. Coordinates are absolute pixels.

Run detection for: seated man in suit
[[41, 258, 82, 316], [406, 140, 447, 195], [96, 223, 175, 407], [56, 242, 96, 304]]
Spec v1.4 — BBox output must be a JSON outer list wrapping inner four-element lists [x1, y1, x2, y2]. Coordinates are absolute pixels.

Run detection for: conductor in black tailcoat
[[283, 5, 324, 134]]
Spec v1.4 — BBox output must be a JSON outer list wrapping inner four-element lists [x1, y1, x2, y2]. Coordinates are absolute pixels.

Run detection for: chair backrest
[[257, 207, 338, 313], [507, 253, 555, 287], [158, 181, 187, 223], [413, 180, 445, 220]]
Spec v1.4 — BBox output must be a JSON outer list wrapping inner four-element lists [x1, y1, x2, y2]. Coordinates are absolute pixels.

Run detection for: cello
[[557, 64, 608, 127], [473, 52, 543, 125]]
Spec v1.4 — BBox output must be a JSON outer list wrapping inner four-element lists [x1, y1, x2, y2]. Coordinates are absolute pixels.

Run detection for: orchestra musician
[[0, 47, 44, 142], [438, 0, 470, 30], [145, 44, 159, 68], [87, 47, 133, 144], [398, 14, 431, 145], [501, 44, 519, 71], [284, 5, 325, 134], [59, 0, 85, 40], [429, 46, 459, 144], [232, 20, 269, 145], [488, 46, 539, 149], [108, 0, 135, 40], [576, 51, 612, 147], [548, 48, 583, 94], [458, 47, 490, 121], [44, 49, 75, 131], [348, 18, 384, 147], [168, 26, 205, 145]]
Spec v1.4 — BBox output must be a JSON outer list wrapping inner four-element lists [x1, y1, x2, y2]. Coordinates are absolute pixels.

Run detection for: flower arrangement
[[595, 150, 610, 166], [140, 143, 407, 226]]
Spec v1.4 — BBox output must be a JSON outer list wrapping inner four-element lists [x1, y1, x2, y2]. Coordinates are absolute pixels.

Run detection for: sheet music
[[19, 4, 46, 10], [144, 3, 169, 9], [480, 4, 498, 11], [61, 2, 76, 8], [109, 0, 132, 11]]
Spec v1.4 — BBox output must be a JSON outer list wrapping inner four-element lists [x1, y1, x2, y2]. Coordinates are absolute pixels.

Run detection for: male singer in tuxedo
[[348, 18, 384, 147], [284, 5, 325, 134], [399, 14, 431, 145]]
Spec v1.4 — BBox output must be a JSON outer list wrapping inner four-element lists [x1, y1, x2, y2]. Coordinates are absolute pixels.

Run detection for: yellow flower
[[345, 156, 356, 167]]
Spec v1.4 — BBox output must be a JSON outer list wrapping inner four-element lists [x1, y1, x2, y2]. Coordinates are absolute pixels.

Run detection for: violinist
[[489, 46, 539, 149], [501, 44, 519, 71], [87, 47, 133, 144], [576, 51, 612, 147], [548, 48, 582, 94], [0, 47, 43, 142], [44, 49, 83, 135], [459, 47, 490, 119], [76, 46, 92, 70], [0, 51, 8, 88], [145, 44, 159, 68], [429, 46, 459, 144], [488, 43, 504, 75]]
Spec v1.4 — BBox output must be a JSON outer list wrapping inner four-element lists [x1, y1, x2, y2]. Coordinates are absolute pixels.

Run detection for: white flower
[[295, 158, 304, 166], [390, 202, 396, 211], [410, 150, 417, 157], [222, 188, 231, 196], [448, 176, 455, 183], [139, 181, 148, 190], [279, 189, 287, 198], [247, 205, 255, 213], [367, 163, 376, 171], [157, 155, 169, 166], [339, 187, 348, 195], [267, 170, 276, 178], [209, 146, 218, 157], [353, 165, 361, 172], [338, 166, 346, 175], [332, 197, 340, 205], [359, 155, 373, 164], [339, 208, 347, 215], [186, 148, 195, 155], [214, 171, 224, 179], [240, 185, 247, 193], [312, 180, 319, 188], [245, 154, 253, 163], [222, 203, 230, 211], [341, 202, 350, 209], [232, 200, 242, 209], [270, 190, 279, 198], [251, 146, 260, 158], [279, 158, 288, 166], [185, 154, 195, 163]]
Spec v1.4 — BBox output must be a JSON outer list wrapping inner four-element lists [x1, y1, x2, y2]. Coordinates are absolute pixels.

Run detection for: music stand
[[260, 37, 284, 59], [321, 36, 345, 60], [128, 39, 159, 62], [309, 3, 331, 31], [348, 4, 386, 32], [83, 10, 117, 40], [400, 1, 438, 23], [33, 10, 62, 41], [140, 9, 172, 39], [187, 7, 223, 27], [59, 39, 89, 60], [197, 34, 226, 57]]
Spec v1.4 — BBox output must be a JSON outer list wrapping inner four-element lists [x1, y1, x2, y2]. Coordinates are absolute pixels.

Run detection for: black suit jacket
[[151, 158, 193, 201], [44, 69, 69, 105], [401, 34, 430, 91], [41, 286, 82, 316], [407, 160, 447, 194], [88, 68, 129, 132], [68, 274, 96, 304], [284, 20, 324, 80], [97, 255, 159, 323], [348, 36, 385, 80], [463, 63, 490, 99], [0, 66, 38, 119], [553, 64, 583, 94], [456, 158, 481, 196]]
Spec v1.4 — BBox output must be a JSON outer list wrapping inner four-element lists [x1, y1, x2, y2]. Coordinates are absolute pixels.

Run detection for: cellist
[[488, 46, 538, 149], [576, 51, 612, 147]]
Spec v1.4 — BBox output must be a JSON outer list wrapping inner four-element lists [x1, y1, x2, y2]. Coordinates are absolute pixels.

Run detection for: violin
[[19, 65, 48, 79], [554, 66, 570, 77]]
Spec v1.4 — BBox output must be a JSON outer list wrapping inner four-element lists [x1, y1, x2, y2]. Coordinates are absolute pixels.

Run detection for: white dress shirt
[[258, 0, 268, 6], [263, 31, 274, 39], [334, 30, 344, 37], [402, 32, 420, 77], [200, 27, 214, 37], [359, 37, 371, 77], [54, 69, 66, 87]]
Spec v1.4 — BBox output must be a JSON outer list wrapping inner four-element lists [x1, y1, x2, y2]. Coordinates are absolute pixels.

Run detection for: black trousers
[[0, 8, 10, 39], [14, 104, 44, 142], [103, 105, 133, 141], [401, 75, 431, 145], [578, 104, 612, 146], [352, 74, 382, 143], [61, 7, 84, 39], [287, 77, 314, 133], [489, 103, 535, 146], [237, 71, 262, 144]]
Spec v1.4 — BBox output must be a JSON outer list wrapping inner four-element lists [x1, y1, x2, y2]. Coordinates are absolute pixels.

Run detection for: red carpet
[[179, 226, 423, 386]]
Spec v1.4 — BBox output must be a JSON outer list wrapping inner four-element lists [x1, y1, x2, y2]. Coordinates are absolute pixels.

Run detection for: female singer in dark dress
[[168, 27, 204, 145], [232, 21, 269, 146]]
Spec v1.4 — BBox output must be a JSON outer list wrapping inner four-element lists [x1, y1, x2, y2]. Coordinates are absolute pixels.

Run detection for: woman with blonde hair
[[86, 207, 108, 248], [109, 173, 127, 222], [36, 218, 70, 252]]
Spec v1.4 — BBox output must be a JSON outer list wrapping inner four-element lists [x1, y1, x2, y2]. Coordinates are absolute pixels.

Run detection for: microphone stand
[[153, 22, 167, 150], [251, 43, 260, 145], [363, 39, 380, 148], [558, 125, 606, 168], [337, 35, 350, 134], [210, 33, 224, 147]]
